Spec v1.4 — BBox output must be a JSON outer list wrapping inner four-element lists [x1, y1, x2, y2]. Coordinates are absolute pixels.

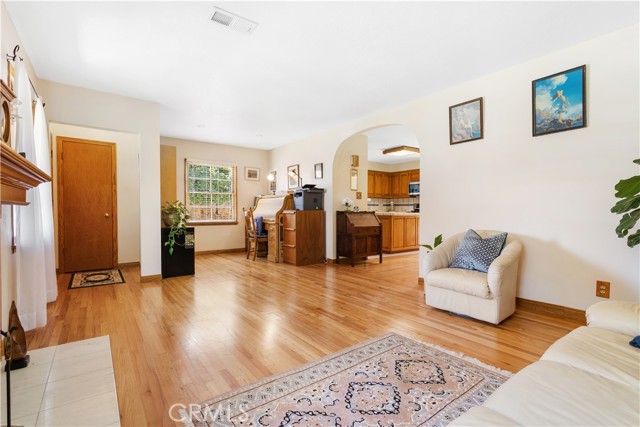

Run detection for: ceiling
[[5, 1, 638, 150], [365, 126, 420, 165]]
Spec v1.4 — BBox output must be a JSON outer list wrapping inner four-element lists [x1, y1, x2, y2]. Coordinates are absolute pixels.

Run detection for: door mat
[[183, 332, 511, 427], [68, 269, 125, 289]]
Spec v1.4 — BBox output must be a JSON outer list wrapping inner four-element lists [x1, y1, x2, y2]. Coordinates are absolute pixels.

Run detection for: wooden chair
[[243, 208, 268, 261]]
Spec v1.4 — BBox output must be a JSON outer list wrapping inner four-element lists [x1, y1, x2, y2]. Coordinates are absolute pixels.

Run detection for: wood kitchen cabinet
[[378, 214, 419, 253], [368, 169, 414, 198], [282, 210, 325, 266], [409, 169, 420, 182]]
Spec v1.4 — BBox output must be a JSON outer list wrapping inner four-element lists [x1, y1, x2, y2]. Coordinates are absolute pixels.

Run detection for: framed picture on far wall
[[245, 167, 259, 181], [314, 163, 323, 179], [449, 97, 483, 145], [532, 65, 586, 137], [287, 164, 300, 189]]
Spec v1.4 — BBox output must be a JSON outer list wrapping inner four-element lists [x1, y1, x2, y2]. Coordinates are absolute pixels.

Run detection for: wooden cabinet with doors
[[368, 169, 416, 198], [282, 210, 325, 266], [378, 214, 419, 253]]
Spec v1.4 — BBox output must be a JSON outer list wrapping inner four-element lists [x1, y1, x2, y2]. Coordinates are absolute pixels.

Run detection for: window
[[185, 159, 237, 224]]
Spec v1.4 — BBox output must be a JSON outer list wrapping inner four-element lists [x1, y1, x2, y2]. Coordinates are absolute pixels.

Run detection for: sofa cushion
[[449, 229, 507, 273], [541, 326, 640, 388], [426, 268, 491, 299], [479, 361, 639, 426], [448, 406, 520, 426], [586, 300, 640, 337]]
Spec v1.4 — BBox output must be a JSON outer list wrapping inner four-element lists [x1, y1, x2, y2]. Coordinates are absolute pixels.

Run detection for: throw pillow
[[449, 229, 508, 273], [630, 336, 640, 349]]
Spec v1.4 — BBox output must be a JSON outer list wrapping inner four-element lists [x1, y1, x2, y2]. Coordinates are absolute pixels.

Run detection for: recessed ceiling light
[[382, 146, 420, 156], [197, 124, 206, 128]]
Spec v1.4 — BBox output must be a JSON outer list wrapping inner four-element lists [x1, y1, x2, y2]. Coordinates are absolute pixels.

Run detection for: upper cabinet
[[368, 169, 419, 198]]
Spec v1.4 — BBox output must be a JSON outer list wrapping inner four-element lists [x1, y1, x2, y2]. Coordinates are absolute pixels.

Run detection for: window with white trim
[[185, 159, 237, 224]]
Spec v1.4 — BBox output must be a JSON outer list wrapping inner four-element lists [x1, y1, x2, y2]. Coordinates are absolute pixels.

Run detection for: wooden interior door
[[58, 137, 117, 272]]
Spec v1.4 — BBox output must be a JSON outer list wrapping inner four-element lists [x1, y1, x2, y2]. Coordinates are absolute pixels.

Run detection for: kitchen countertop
[[374, 211, 419, 216]]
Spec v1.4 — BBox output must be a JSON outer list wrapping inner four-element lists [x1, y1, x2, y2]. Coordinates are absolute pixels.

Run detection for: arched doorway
[[331, 124, 421, 259]]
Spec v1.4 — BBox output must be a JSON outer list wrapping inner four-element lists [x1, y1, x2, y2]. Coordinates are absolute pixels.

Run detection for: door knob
[[104, 213, 110, 218]]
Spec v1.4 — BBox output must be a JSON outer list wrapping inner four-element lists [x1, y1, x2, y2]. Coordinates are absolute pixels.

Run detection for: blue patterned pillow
[[449, 230, 508, 273]]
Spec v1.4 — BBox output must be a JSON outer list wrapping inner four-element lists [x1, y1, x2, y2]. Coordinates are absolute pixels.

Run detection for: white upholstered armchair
[[423, 230, 522, 324]]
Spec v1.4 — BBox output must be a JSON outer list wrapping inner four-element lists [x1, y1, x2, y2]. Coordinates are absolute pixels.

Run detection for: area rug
[[68, 269, 125, 289], [186, 332, 511, 427]]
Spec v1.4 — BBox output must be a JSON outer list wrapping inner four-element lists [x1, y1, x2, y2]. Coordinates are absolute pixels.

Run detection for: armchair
[[424, 230, 522, 324]]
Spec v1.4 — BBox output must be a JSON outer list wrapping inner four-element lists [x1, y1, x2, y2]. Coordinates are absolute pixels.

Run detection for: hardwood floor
[[27, 253, 583, 426]]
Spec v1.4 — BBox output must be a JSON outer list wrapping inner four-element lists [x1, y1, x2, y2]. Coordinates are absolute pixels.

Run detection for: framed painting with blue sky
[[449, 97, 484, 145], [532, 65, 586, 136]]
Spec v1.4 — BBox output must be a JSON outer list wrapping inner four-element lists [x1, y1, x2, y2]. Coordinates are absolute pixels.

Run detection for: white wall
[[161, 137, 270, 252], [333, 134, 368, 213], [269, 25, 640, 309], [49, 123, 141, 265], [369, 160, 420, 173], [39, 80, 161, 278]]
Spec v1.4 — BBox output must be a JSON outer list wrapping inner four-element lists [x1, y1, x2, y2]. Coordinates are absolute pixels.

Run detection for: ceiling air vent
[[210, 7, 259, 34]]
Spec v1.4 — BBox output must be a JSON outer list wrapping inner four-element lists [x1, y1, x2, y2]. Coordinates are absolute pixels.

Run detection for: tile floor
[[1, 336, 120, 427]]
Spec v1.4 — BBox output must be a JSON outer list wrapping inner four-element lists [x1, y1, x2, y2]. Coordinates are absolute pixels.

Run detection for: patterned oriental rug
[[68, 269, 125, 289], [188, 333, 511, 427]]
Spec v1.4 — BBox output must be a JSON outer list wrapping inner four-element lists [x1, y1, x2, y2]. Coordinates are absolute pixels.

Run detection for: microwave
[[408, 181, 420, 196]]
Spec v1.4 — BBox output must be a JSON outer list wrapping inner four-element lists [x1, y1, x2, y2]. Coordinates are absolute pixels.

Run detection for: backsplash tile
[[367, 197, 419, 212]]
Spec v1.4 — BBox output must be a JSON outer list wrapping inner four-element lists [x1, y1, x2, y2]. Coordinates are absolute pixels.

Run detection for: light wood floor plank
[[27, 252, 583, 426]]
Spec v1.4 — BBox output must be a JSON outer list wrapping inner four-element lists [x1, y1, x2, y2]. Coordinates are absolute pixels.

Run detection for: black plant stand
[[161, 227, 195, 278]]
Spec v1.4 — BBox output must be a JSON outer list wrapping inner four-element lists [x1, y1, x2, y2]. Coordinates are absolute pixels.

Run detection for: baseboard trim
[[140, 274, 162, 282], [118, 262, 140, 268], [516, 298, 585, 323], [196, 248, 245, 255]]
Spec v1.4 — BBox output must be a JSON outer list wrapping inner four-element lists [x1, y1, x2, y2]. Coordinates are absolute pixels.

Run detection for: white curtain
[[34, 98, 57, 303], [13, 60, 50, 330]]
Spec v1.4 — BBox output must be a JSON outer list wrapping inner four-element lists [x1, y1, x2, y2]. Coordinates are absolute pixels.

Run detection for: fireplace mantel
[[1, 143, 51, 205]]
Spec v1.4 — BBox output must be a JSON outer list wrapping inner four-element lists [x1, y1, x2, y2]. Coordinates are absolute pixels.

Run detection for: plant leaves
[[611, 194, 640, 214], [434, 234, 443, 247], [627, 229, 640, 248], [614, 175, 640, 198], [615, 209, 640, 237]]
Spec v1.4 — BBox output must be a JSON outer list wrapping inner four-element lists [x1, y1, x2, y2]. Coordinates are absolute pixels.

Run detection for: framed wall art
[[532, 65, 586, 137], [314, 163, 323, 179], [449, 97, 483, 145], [287, 164, 300, 189], [244, 167, 259, 181]]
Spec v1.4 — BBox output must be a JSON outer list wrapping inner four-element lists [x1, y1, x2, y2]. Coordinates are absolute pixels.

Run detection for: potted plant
[[421, 234, 443, 253], [162, 200, 190, 255], [611, 159, 640, 247]]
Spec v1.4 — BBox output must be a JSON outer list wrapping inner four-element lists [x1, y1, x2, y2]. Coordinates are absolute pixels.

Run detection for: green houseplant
[[421, 234, 443, 253], [162, 201, 190, 255], [611, 159, 640, 248]]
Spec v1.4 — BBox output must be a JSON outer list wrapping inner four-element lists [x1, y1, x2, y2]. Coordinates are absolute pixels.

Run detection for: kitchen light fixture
[[382, 145, 420, 156]]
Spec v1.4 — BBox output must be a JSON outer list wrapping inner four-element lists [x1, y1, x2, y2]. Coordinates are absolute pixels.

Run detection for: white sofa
[[424, 230, 522, 324], [450, 300, 640, 426]]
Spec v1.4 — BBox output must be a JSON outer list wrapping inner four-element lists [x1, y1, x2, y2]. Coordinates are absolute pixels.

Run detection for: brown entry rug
[[68, 269, 125, 289], [187, 333, 511, 427]]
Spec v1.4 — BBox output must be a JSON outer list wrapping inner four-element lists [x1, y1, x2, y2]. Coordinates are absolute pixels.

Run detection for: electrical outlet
[[596, 281, 610, 298]]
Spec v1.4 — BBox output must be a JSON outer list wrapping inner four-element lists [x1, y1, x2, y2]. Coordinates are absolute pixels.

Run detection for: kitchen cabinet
[[410, 169, 420, 182], [368, 169, 414, 198], [378, 214, 419, 253]]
